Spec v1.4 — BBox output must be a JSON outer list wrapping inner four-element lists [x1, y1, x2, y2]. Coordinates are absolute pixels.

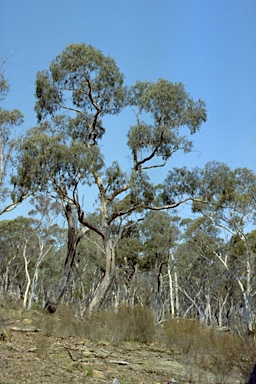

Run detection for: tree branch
[[85, 77, 102, 144], [0, 52, 13, 69], [0, 192, 33, 216], [135, 132, 164, 170]]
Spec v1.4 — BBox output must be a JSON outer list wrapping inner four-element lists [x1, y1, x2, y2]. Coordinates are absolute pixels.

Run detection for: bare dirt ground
[[0, 311, 249, 384], [0, 328, 190, 384]]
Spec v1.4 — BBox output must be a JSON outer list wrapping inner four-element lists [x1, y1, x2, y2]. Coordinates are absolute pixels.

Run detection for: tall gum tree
[[15, 43, 207, 313], [0, 58, 25, 215]]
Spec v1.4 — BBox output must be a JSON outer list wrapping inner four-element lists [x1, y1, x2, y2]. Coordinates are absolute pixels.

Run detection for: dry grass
[[39, 304, 86, 338], [163, 317, 256, 383], [1, 299, 255, 383], [36, 304, 155, 345], [84, 304, 156, 345]]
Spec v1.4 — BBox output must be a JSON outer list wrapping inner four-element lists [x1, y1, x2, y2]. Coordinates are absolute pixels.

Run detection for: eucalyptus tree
[[0, 59, 26, 215], [15, 43, 207, 313], [225, 230, 256, 330], [139, 211, 181, 320], [63, 212, 107, 313], [176, 217, 231, 325], [164, 162, 256, 332], [0, 205, 64, 308], [24, 195, 64, 309], [0, 217, 36, 300], [113, 220, 142, 308]]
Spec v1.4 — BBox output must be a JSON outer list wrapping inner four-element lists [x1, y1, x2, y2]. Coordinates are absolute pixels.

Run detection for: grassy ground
[[0, 303, 255, 383]]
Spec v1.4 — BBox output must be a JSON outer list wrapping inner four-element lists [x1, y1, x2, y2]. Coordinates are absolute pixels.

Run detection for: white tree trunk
[[23, 241, 30, 309], [168, 264, 175, 318], [168, 249, 179, 318]]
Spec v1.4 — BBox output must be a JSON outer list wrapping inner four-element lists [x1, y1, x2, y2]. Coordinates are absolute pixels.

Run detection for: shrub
[[164, 318, 207, 355], [84, 305, 156, 344], [41, 304, 85, 338], [114, 304, 156, 344], [164, 317, 256, 383]]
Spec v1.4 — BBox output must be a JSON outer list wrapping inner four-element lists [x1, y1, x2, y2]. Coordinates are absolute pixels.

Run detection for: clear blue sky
[[1, 0, 256, 217]]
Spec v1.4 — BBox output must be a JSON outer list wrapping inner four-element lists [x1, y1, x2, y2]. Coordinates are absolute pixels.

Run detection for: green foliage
[[0, 67, 24, 209], [86, 366, 94, 377], [128, 79, 206, 161], [0, 211, 65, 306], [163, 161, 256, 215], [0, 108, 23, 131], [103, 161, 128, 194], [16, 42, 207, 220], [228, 230, 256, 278], [128, 171, 155, 207], [116, 236, 142, 266], [139, 211, 180, 270], [130, 79, 206, 132], [0, 73, 9, 100], [0, 217, 36, 276], [14, 124, 104, 195], [35, 43, 127, 121]]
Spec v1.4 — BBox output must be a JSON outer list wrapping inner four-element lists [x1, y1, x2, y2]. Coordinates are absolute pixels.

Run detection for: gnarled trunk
[[45, 203, 85, 313]]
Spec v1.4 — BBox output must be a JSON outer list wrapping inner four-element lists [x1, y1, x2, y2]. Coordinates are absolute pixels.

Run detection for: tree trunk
[[168, 264, 175, 318], [88, 237, 115, 314], [1, 254, 17, 297], [27, 267, 39, 310], [168, 249, 179, 318], [28, 241, 55, 310], [23, 241, 30, 309], [45, 204, 85, 313]]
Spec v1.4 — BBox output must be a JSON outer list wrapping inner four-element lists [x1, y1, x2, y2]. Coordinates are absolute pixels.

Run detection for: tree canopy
[[13, 43, 208, 312], [0, 57, 24, 214]]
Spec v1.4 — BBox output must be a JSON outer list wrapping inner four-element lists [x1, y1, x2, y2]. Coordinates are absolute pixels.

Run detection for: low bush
[[40, 304, 85, 338], [39, 304, 155, 345], [164, 317, 256, 383], [84, 304, 156, 344], [164, 318, 207, 355], [113, 304, 156, 343]]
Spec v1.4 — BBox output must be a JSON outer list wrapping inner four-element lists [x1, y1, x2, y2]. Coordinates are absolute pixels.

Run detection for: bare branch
[[83, 234, 105, 254], [0, 52, 13, 69], [141, 160, 167, 170]]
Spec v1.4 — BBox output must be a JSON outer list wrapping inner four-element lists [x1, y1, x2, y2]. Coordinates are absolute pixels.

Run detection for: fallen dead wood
[[10, 326, 43, 333], [109, 360, 129, 365]]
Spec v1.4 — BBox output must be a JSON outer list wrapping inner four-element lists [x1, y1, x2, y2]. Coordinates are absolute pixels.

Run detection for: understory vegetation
[[0, 300, 255, 383]]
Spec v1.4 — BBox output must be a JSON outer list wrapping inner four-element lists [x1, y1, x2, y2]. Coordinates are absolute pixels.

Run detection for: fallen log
[[10, 326, 43, 333], [109, 360, 129, 365]]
